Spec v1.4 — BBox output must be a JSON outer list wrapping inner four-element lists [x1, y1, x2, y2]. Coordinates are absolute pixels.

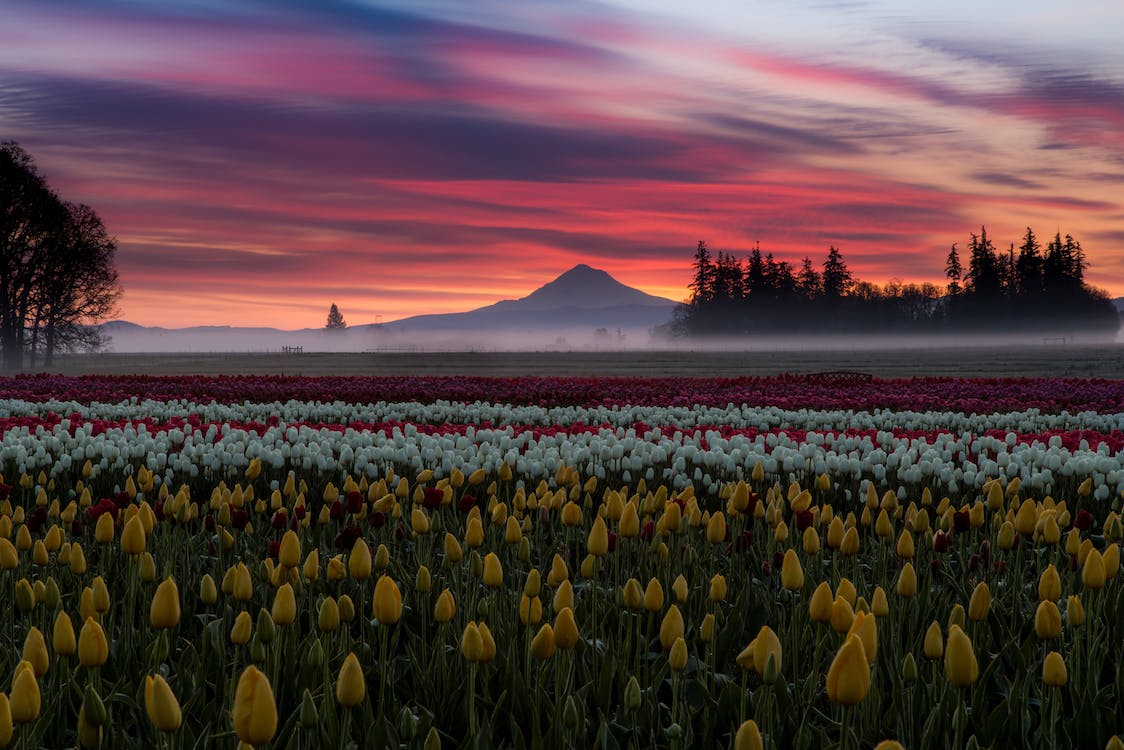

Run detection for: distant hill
[[1113, 297, 1123, 313], [100, 265, 679, 352], [379, 264, 677, 332]]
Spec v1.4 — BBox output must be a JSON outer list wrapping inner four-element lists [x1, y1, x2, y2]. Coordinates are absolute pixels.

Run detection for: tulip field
[[2, 372, 1124, 749]]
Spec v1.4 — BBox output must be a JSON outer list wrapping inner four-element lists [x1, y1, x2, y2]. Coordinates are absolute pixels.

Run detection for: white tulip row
[[1, 398, 1122, 503]]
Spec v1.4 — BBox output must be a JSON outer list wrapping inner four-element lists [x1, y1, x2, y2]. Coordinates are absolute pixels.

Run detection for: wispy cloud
[[1, 0, 1122, 327]]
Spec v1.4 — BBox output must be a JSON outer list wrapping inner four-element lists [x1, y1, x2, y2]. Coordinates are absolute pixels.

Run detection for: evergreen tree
[[325, 303, 347, 330], [744, 243, 765, 298], [965, 227, 1001, 296], [797, 256, 821, 299], [945, 243, 963, 296], [1015, 227, 1042, 297], [688, 240, 715, 305], [821, 246, 852, 298]]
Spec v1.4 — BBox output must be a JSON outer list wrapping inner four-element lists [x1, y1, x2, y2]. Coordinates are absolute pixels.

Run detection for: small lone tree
[[325, 303, 347, 330]]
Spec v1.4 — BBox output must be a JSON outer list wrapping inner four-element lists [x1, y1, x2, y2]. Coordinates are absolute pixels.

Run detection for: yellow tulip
[[896, 563, 917, 598], [1104, 543, 1120, 579], [1042, 651, 1067, 687], [780, 549, 804, 591], [826, 634, 870, 705], [53, 610, 76, 656], [0, 538, 18, 570], [830, 596, 855, 634], [231, 611, 253, 645], [1083, 548, 1106, 589], [968, 582, 990, 622], [336, 652, 366, 707], [1015, 499, 1038, 536], [20, 627, 48, 679], [0, 693, 10, 746], [145, 674, 182, 732], [553, 607, 579, 650], [847, 611, 877, 663], [553, 580, 575, 613], [271, 583, 296, 627], [78, 618, 108, 668], [530, 623, 556, 660], [121, 514, 146, 555], [734, 720, 764, 750], [94, 512, 115, 544], [802, 526, 821, 555], [348, 539, 372, 581], [706, 511, 726, 543], [460, 622, 484, 662], [233, 666, 277, 745], [619, 503, 640, 537], [434, 589, 456, 623], [318, 597, 340, 632], [752, 626, 782, 678], [587, 515, 609, 556], [871, 587, 889, 617], [643, 578, 664, 612], [709, 574, 727, 603], [1067, 595, 1086, 627], [1035, 600, 1062, 640], [700, 613, 715, 643], [278, 530, 301, 568], [668, 637, 688, 671], [547, 554, 568, 587], [150, 577, 181, 629], [873, 742, 905, 750], [671, 574, 688, 605], [840, 527, 860, 555], [808, 581, 833, 624], [944, 624, 978, 687], [232, 563, 253, 602], [836, 578, 857, 607], [483, 553, 503, 588], [10, 661, 40, 723], [200, 574, 218, 606], [1039, 565, 1062, 601], [923, 621, 943, 660], [372, 575, 403, 625], [659, 605, 685, 650]]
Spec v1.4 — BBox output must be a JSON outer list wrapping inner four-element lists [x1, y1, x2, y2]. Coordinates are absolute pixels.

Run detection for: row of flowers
[[0, 436, 1123, 748], [2, 398, 1122, 505], [3, 373, 1124, 412]]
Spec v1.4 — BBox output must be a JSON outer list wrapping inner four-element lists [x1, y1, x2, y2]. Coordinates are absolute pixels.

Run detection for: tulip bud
[[1035, 600, 1062, 639], [668, 637, 688, 671], [150, 577, 182, 629], [734, 719, 763, 750], [553, 607, 579, 650], [780, 549, 804, 591], [902, 653, 918, 683], [53, 610, 77, 656], [944, 624, 979, 687], [145, 674, 182, 732], [22, 627, 49, 678], [279, 530, 301, 568], [659, 605, 685, 650], [460, 622, 484, 662], [809, 581, 833, 624], [830, 596, 855, 634], [530, 623, 556, 660], [1083, 548, 1107, 589], [643, 578, 664, 612], [10, 661, 40, 723], [1042, 651, 1067, 687], [846, 611, 878, 663], [826, 633, 870, 705], [336, 652, 366, 707], [1067, 594, 1086, 627], [923, 621, 943, 660], [624, 675, 642, 710], [300, 689, 319, 729], [233, 666, 278, 745], [968, 582, 990, 622], [373, 575, 403, 625], [78, 618, 108, 668], [271, 583, 297, 627]]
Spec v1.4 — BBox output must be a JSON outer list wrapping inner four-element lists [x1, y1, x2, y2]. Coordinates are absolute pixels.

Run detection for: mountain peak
[[514, 265, 671, 311]]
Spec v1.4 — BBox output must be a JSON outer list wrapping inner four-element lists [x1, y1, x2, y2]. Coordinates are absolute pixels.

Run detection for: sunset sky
[[3, 0, 1123, 328]]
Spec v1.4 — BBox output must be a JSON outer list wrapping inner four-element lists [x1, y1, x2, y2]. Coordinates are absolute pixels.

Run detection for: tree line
[[674, 228, 1119, 335], [1, 142, 120, 372]]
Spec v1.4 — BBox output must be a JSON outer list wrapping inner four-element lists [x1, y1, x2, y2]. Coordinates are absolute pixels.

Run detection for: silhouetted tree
[[0, 142, 119, 372], [744, 243, 766, 299], [821, 246, 852, 298], [325, 303, 347, 330], [1015, 227, 1042, 297], [945, 243, 963, 296], [797, 256, 822, 299]]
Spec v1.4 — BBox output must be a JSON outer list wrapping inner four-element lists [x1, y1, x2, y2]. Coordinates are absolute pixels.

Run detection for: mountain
[[379, 264, 677, 333], [99, 265, 680, 352]]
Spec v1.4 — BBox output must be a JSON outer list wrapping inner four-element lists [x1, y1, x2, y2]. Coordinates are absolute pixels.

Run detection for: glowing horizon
[[2, 1, 1122, 328]]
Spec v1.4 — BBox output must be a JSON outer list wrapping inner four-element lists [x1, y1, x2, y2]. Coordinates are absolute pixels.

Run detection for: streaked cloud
[[1, 0, 1121, 327]]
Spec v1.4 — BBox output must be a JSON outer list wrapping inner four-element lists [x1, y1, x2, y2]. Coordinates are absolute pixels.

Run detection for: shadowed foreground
[[35, 343, 1124, 378]]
